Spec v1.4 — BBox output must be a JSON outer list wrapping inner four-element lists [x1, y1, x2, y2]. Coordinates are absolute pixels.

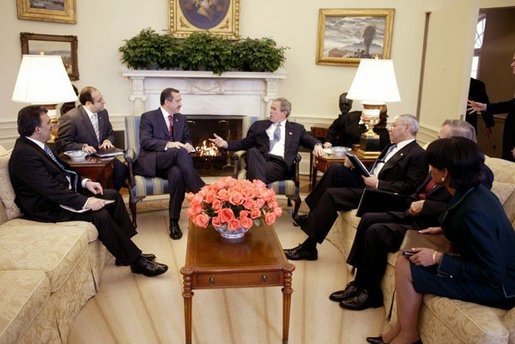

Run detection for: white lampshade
[[347, 59, 401, 104], [12, 55, 77, 105]]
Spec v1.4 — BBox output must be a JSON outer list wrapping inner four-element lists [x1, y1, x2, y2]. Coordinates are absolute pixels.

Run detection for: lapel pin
[[289, 132, 292, 135]]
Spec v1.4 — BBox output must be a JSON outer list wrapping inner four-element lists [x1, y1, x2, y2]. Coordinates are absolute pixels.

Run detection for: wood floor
[[69, 187, 386, 343]]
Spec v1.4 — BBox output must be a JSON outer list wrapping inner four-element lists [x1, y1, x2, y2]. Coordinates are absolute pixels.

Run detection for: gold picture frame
[[16, 0, 76, 24], [170, 0, 240, 39], [20, 32, 79, 80], [316, 8, 395, 66]]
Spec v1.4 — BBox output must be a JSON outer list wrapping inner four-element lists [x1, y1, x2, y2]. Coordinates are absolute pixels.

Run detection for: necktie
[[168, 114, 174, 140], [371, 144, 397, 175], [44, 145, 78, 191], [92, 113, 100, 142], [270, 123, 281, 151]]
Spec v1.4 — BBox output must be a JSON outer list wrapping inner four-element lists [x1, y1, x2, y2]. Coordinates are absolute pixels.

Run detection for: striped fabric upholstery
[[132, 175, 170, 198]]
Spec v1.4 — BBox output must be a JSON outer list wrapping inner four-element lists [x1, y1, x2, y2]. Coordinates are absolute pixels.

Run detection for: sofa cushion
[[0, 223, 89, 293], [491, 181, 515, 206], [0, 270, 50, 343], [6, 218, 99, 243], [0, 149, 22, 221], [423, 294, 509, 343], [503, 308, 515, 344]]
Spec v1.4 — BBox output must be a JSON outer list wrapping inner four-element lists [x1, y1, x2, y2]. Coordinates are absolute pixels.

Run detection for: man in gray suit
[[56, 86, 128, 190]]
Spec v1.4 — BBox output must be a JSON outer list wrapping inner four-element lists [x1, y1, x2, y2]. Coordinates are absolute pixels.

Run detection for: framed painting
[[316, 8, 395, 66], [16, 0, 76, 24], [20, 32, 79, 80], [170, 0, 240, 39]]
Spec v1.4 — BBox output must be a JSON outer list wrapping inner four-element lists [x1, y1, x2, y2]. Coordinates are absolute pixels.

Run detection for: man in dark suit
[[284, 114, 428, 261], [209, 97, 325, 183], [9, 105, 168, 277], [134, 87, 205, 240], [56, 86, 128, 190], [335, 119, 494, 311], [468, 52, 515, 162], [466, 78, 493, 136], [324, 92, 390, 150]]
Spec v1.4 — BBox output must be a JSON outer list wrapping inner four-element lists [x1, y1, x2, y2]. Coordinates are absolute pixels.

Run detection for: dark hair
[[426, 137, 484, 191], [17, 105, 47, 137], [160, 87, 180, 105], [78, 86, 97, 105]]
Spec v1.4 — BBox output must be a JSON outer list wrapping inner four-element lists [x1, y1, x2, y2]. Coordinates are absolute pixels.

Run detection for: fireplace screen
[[187, 115, 244, 176]]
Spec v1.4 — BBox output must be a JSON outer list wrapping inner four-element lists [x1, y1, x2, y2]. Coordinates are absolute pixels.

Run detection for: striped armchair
[[232, 151, 302, 216], [124, 116, 170, 227]]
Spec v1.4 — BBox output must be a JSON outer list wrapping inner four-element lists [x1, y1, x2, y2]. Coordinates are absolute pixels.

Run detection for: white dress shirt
[[267, 119, 286, 158]]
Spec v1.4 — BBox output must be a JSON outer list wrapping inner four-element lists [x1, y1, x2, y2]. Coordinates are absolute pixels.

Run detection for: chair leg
[[129, 200, 138, 229], [291, 194, 302, 217]]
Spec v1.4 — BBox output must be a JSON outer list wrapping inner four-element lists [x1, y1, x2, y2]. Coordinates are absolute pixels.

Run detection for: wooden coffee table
[[61, 155, 114, 189], [180, 224, 295, 344]]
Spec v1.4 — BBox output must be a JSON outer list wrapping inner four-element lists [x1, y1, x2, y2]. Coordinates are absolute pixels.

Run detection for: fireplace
[[187, 115, 243, 176]]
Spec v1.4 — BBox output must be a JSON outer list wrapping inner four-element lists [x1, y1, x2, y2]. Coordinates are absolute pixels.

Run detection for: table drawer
[[195, 271, 282, 288]]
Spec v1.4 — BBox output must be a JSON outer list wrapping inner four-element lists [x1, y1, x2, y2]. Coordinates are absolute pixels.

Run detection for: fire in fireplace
[[186, 115, 244, 176]]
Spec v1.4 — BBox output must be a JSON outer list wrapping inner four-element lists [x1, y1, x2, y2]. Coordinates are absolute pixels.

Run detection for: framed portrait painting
[[170, 0, 240, 39], [16, 0, 76, 24], [316, 9, 395, 66], [20, 32, 79, 80]]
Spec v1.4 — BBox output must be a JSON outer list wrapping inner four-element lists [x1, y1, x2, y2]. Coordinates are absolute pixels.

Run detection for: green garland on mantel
[[119, 28, 288, 75]]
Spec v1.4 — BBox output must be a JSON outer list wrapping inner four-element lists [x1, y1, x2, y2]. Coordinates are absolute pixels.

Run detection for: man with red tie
[[334, 119, 494, 311], [134, 88, 205, 240]]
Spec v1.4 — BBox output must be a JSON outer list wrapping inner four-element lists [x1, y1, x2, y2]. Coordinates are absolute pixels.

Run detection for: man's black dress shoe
[[291, 213, 308, 227], [339, 289, 383, 310], [116, 253, 156, 266], [169, 221, 183, 240], [366, 336, 385, 344], [284, 244, 318, 261], [329, 281, 360, 302], [130, 256, 168, 277]]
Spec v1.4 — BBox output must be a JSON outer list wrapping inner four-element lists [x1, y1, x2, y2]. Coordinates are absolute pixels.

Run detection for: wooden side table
[[180, 224, 295, 344], [62, 155, 114, 189]]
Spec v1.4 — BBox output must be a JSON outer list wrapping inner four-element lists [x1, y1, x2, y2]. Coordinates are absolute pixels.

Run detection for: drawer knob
[[208, 276, 216, 285], [260, 274, 268, 283]]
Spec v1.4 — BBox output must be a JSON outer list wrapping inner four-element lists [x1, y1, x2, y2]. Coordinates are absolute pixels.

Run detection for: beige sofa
[[326, 156, 515, 344], [0, 146, 112, 343]]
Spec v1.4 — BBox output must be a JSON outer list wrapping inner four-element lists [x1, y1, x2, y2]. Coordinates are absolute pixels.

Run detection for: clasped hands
[[165, 140, 195, 152]]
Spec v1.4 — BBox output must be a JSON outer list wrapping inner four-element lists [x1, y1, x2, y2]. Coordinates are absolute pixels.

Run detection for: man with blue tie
[[210, 98, 325, 184], [284, 114, 428, 261], [9, 105, 168, 277], [134, 88, 205, 240]]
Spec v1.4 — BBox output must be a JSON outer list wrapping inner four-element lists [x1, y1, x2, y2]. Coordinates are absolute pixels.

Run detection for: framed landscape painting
[[20, 32, 79, 80], [316, 8, 395, 66], [16, 0, 76, 24], [170, 0, 240, 39]]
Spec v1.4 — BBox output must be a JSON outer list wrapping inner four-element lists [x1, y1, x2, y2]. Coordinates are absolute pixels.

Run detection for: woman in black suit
[[367, 137, 515, 344]]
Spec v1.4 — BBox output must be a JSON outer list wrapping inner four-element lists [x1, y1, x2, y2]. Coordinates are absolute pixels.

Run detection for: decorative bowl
[[64, 150, 88, 162]]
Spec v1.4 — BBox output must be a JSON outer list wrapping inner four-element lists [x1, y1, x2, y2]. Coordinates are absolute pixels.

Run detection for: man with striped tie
[[210, 97, 325, 184], [56, 86, 127, 190], [284, 114, 428, 261], [9, 106, 168, 277]]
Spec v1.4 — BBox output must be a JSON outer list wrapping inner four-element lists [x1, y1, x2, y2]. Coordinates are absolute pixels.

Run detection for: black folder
[[356, 188, 408, 217], [95, 147, 125, 158], [346, 152, 371, 177]]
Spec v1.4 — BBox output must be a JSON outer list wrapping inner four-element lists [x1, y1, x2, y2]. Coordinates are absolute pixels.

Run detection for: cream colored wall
[[1, 0, 513, 146]]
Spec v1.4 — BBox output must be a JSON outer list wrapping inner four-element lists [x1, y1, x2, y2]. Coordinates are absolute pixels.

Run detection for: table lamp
[[12, 54, 77, 140], [347, 58, 400, 159]]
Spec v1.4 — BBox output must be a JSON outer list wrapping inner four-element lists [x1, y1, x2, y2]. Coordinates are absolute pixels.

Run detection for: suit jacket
[[487, 98, 515, 162], [56, 105, 116, 153], [438, 185, 515, 298], [226, 119, 320, 172], [135, 109, 192, 177], [467, 78, 493, 128], [8, 137, 88, 222], [325, 111, 390, 149], [371, 141, 428, 195]]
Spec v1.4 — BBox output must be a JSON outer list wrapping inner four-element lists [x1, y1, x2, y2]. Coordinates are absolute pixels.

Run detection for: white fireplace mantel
[[122, 70, 287, 120]]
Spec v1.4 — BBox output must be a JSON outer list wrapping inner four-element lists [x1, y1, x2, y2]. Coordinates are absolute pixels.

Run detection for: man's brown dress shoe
[[329, 281, 360, 302], [284, 244, 318, 261], [170, 220, 183, 240], [130, 256, 168, 277], [339, 289, 383, 310]]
